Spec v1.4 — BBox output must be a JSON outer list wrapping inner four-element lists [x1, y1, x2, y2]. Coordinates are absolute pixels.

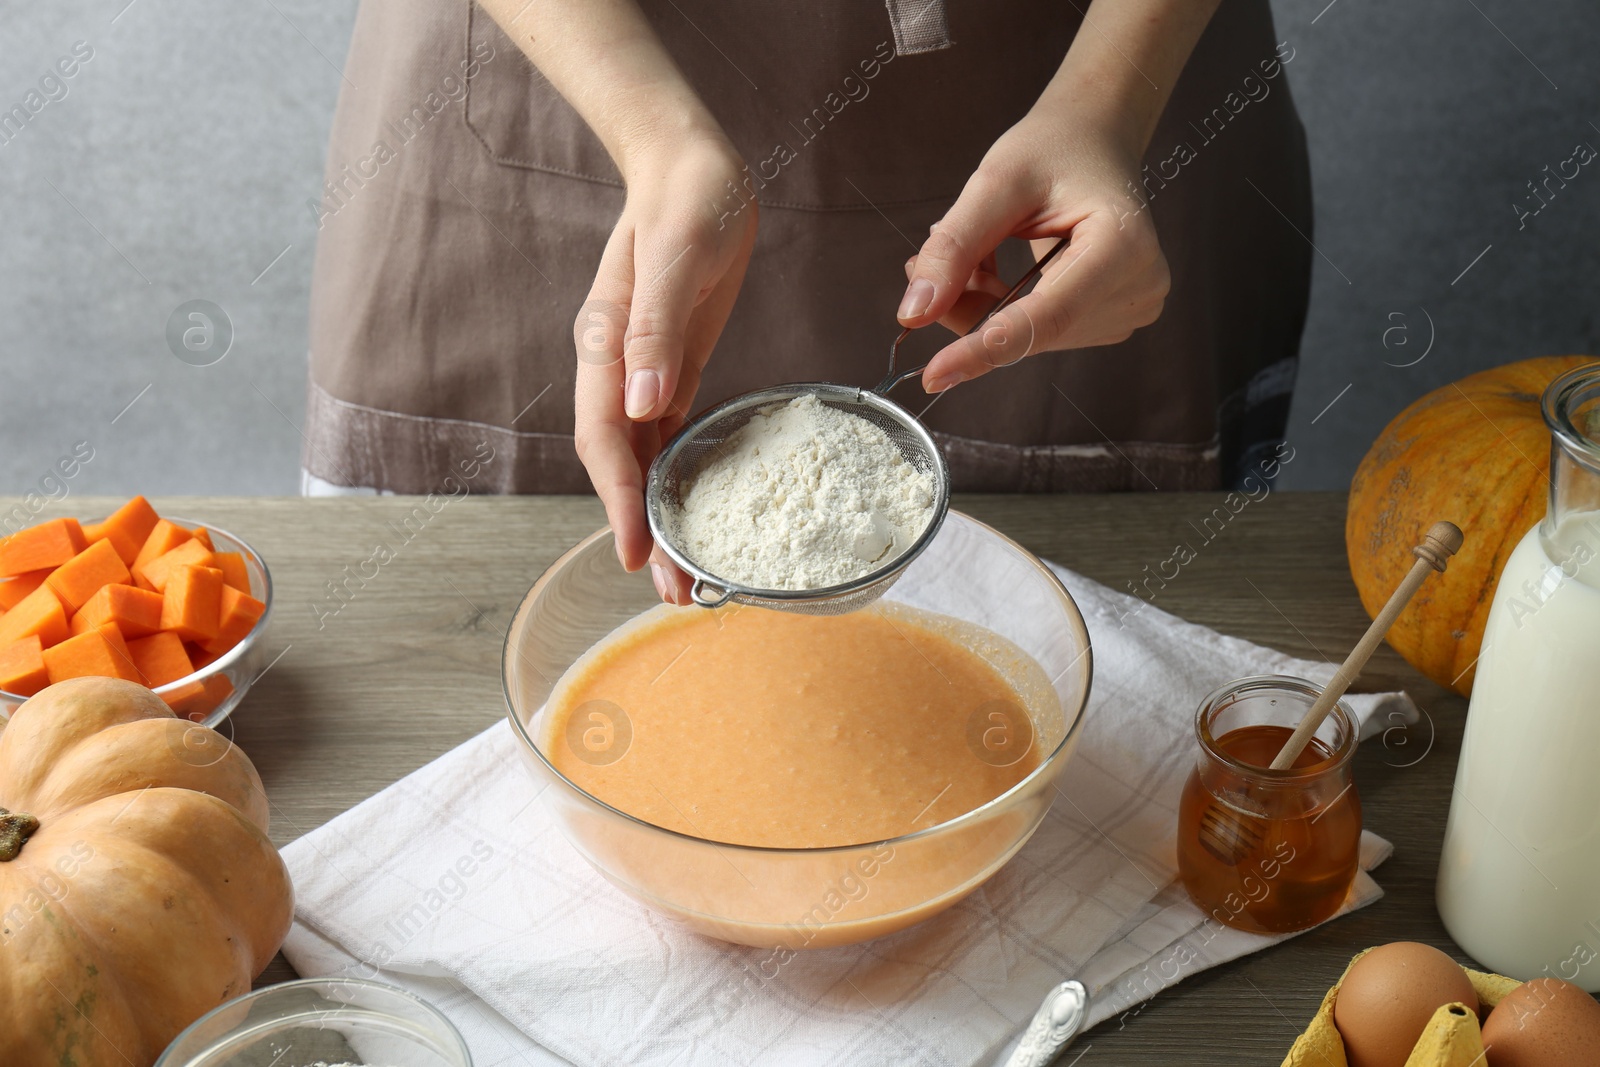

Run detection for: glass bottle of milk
[[1437, 363, 1600, 990]]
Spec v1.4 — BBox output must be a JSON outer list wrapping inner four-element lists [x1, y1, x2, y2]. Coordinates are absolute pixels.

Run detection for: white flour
[[670, 394, 936, 590]]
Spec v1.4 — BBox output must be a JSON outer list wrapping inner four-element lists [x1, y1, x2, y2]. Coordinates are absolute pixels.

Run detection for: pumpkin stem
[[0, 807, 39, 862]]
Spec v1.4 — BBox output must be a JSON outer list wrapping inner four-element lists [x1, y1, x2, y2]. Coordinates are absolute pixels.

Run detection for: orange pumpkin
[[1346, 356, 1596, 695], [0, 677, 292, 1067]]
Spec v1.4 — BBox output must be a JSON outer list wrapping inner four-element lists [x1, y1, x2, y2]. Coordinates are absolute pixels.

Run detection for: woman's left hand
[[896, 111, 1171, 393]]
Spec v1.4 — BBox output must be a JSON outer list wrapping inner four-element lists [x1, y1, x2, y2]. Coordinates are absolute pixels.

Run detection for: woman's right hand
[[476, 1, 756, 602], [573, 133, 758, 600]]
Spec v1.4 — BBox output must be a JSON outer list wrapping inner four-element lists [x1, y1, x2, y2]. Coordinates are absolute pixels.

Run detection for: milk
[[1437, 512, 1600, 989]]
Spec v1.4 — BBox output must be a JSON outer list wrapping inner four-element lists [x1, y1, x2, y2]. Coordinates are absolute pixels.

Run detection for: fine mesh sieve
[[645, 236, 1068, 614], [646, 383, 951, 614]]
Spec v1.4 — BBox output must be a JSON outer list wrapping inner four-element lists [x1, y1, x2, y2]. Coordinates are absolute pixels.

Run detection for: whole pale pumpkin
[[0, 677, 293, 1067], [1346, 356, 1595, 695]]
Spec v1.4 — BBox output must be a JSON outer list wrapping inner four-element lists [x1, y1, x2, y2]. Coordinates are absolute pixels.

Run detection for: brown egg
[[1332, 942, 1480, 1067], [1482, 977, 1600, 1066]]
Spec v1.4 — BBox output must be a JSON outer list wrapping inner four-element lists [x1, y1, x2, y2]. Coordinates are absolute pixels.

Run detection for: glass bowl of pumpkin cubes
[[0, 496, 271, 726]]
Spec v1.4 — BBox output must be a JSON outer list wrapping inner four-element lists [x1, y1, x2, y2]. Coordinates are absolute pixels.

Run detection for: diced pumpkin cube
[[0, 583, 69, 649], [41, 624, 140, 684], [85, 496, 162, 565], [211, 552, 251, 594], [45, 539, 132, 615], [0, 518, 86, 577], [167, 673, 233, 721], [131, 520, 192, 578], [199, 673, 233, 713], [159, 565, 224, 642], [134, 539, 215, 594], [127, 631, 194, 688], [185, 642, 219, 671], [158, 677, 204, 711], [0, 570, 50, 611], [201, 586, 266, 656], [0, 636, 49, 696], [71, 584, 164, 639]]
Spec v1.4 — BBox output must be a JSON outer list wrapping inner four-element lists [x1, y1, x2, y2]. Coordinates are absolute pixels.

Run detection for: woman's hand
[[897, 115, 1170, 393], [895, 0, 1223, 393], [573, 135, 758, 599], [474, 0, 760, 602]]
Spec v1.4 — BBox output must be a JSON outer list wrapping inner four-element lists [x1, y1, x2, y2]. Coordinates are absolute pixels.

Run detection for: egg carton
[[1282, 947, 1521, 1067]]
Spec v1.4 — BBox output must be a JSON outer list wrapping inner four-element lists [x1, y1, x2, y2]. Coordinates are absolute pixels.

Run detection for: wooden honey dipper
[[1197, 521, 1463, 865], [1268, 520, 1464, 770]]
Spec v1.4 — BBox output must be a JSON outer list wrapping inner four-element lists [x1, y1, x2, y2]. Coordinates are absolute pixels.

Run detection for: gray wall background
[[1, 0, 1595, 495]]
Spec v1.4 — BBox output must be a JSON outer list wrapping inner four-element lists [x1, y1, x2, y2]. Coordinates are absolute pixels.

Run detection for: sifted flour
[[669, 394, 936, 590]]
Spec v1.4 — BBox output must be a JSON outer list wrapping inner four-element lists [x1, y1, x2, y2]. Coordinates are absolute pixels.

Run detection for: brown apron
[[304, 0, 1311, 494]]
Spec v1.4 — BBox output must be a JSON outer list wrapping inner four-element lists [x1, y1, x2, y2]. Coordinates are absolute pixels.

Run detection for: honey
[[1176, 678, 1363, 934]]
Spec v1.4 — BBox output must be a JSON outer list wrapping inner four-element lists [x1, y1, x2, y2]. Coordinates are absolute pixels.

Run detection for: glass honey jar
[[1176, 675, 1362, 934]]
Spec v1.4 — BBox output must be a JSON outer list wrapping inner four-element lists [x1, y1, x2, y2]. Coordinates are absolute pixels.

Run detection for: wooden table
[[59, 493, 1469, 1064]]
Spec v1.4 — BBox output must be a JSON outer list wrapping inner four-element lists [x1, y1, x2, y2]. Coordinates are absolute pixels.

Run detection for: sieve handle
[[689, 578, 736, 608], [876, 236, 1070, 395]]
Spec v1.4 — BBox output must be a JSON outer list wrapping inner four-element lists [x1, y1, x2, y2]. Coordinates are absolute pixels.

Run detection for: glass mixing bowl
[[502, 510, 1093, 949]]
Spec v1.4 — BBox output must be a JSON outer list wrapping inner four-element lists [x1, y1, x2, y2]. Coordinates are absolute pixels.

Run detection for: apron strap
[[884, 0, 953, 55]]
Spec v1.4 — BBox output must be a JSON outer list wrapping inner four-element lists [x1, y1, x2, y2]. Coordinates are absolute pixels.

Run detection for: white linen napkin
[[280, 561, 1413, 1067]]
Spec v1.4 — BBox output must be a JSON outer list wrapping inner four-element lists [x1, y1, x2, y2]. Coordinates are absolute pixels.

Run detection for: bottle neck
[[1542, 365, 1600, 570]]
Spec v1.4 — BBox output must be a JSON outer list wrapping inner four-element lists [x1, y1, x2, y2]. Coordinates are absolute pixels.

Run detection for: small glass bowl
[[155, 978, 471, 1067], [0, 516, 272, 728], [502, 510, 1095, 949]]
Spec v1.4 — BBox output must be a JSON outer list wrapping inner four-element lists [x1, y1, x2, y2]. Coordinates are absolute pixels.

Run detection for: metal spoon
[[1006, 980, 1089, 1067]]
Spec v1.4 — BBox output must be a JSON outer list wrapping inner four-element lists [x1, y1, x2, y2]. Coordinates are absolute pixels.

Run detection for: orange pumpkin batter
[[544, 603, 1045, 849]]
